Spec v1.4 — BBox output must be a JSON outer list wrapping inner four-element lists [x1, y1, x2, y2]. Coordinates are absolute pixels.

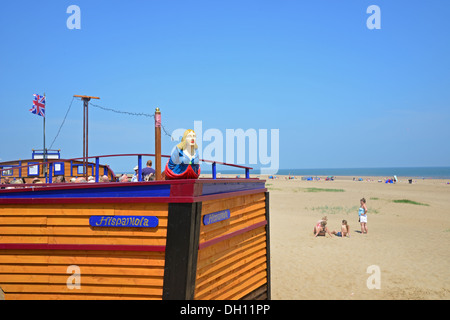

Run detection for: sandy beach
[[260, 175, 450, 300]]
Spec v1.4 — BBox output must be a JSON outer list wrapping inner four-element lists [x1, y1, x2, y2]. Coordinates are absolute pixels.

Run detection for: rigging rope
[[87, 99, 173, 138], [49, 96, 75, 149], [49, 97, 174, 148]]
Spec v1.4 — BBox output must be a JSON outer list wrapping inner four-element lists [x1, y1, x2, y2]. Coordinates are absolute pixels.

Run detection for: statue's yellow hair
[[177, 129, 198, 150]]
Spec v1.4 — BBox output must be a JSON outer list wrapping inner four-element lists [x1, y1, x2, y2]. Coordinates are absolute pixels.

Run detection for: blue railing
[[0, 153, 253, 184]]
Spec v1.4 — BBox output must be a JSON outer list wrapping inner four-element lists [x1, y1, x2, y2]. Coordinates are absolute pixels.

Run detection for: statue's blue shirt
[[167, 147, 200, 174]]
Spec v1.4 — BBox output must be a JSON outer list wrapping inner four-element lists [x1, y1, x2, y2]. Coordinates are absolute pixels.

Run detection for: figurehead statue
[[165, 129, 201, 179]]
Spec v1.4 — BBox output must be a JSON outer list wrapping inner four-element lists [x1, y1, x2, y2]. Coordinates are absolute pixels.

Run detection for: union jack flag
[[30, 94, 46, 117]]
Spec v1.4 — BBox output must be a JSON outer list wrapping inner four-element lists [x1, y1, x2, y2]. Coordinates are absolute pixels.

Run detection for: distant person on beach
[[131, 166, 139, 182], [11, 179, 24, 185], [142, 160, 156, 181], [332, 220, 350, 237], [314, 220, 333, 237], [314, 216, 328, 236], [359, 198, 368, 234], [316, 216, 328, 228], [53, 175, 66, 183], [2, 177, 15, 189], [1, 177, 11, 188]]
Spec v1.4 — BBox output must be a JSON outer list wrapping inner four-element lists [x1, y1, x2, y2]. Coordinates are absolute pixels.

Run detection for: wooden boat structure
[[0, 149, 115, 183], [0, 152, 271, 300]]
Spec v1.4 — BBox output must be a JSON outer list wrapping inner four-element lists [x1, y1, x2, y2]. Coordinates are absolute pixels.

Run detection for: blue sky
[[1, 0, 449, 173]]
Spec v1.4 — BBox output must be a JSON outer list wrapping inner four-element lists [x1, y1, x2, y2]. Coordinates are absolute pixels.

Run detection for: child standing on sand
[[359, 198, 368, 234]]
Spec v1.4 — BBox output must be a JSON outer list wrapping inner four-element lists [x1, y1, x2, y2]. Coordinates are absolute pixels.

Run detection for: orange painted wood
[[197, 239, 266, 281], [197, 231, 266, 272], [195, 194, 267, 300], [0, 200, 169, 300], [201, 193, 265, 215], [193, 192, 268, 301], [197, 226, 266, 263], [196, 250, 267, 296], [5, 293, 161, 300], [0, 252, 165, 267], [0, 274, 164, 287], [221, 273, 267, 300], [0, 217, 47, 225], [196, 267, 267, 300], [0, 264, 165, 277], [0, 203, 168, 216], [199, 208, 266, 243], [0, 283, 163, 296], [199, 202, 265, 236]]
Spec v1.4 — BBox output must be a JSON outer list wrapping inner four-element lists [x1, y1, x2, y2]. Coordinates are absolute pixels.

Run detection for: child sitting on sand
[[332, 220, 350, 237], [314, 220, 333, 237], [316, 216, 327, 229]]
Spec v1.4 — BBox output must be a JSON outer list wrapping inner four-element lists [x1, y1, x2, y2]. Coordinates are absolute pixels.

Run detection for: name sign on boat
[[89, 216, 159, 228], [203, 209, 231, 225]]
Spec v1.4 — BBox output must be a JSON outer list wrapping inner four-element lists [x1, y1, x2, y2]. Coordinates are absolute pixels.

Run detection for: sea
[[205, 167, 450, 179]]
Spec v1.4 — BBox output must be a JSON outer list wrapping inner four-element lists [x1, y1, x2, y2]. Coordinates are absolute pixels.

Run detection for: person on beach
[[131, 166, 139, 182], [53, 175, 66, 183], [359, 198, 368, 234], [316, 216, 328, 229], [1, 177, 11, 189], [142, 160, 156, 181], [314, 220, 333, 237], [331, 220, 350, 237]]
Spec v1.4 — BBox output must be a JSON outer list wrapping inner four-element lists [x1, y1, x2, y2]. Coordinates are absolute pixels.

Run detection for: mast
[[43, 93, 47, 181], [155, 107, 161, 180], [73, 95, 100, 179]]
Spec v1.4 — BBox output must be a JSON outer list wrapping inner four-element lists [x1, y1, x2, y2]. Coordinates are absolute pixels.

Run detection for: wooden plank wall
[[0, 160, 113, 182], [53, 161, 112, 181], [195, 192, 268, 300], [0, 202, 168, 300]]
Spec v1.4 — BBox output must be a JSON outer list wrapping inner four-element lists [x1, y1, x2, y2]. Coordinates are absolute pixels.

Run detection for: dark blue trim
[[53, 162, 65, 176], [48, 163, 53, 183], [0, 183, 171, 199], [0, 179, 266, 204], [212, 162, 217, 179], [32, 150, 61, 160], [73, 163, 94, 175], [138, 155, 142, 182], [95, 157, 100, 182], [201, 181, 266, 196]]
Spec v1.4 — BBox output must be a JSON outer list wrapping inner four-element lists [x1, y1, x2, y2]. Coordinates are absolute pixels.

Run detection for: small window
[[2, 167, 13, 176], [77, 165, 84, 175], [28, 163, 40, 176], [53, 162, 65, 176]]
